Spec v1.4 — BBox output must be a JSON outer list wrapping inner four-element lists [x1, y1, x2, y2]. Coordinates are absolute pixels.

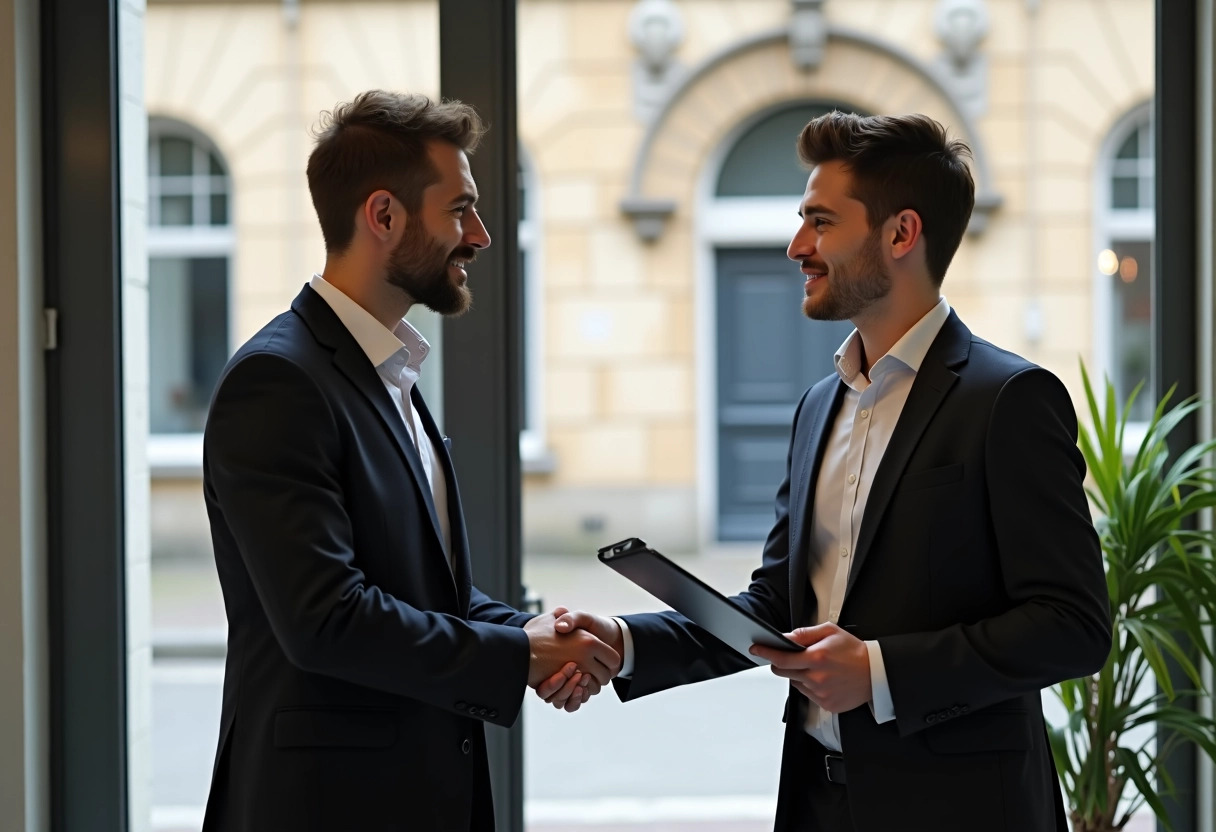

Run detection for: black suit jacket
[[201, 285, 532, 831], [614, 312, 1111, 831]]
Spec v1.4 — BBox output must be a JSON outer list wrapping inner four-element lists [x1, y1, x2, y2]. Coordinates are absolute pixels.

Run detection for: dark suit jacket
[[615, 312, 1111, 832], [201, 284, 532, 831]]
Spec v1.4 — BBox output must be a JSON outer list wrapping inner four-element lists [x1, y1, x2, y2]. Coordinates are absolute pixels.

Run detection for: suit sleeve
[[468, 587, 534, 627], [879, 367, 1112, 736], [205, 352, 530, 726], [612, 389, 812, 701]]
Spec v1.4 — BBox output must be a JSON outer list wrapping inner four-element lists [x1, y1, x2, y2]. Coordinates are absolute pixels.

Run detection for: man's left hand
[[750, 622, 872, 714]]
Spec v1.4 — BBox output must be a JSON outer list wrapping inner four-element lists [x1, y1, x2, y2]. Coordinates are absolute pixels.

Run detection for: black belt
[[823, 753, 847, 785]]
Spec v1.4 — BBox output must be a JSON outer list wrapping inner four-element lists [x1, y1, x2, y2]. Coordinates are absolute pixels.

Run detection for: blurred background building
[[143, 0, 1154, 556]]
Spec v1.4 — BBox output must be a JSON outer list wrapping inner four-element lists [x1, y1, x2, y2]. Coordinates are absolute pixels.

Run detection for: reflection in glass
[[1111, 239, 1152, 422]]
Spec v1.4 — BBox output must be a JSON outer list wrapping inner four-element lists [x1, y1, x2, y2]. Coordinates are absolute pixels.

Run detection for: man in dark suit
[[544, 112, 1111, 831], [201, 90, 619, 831]]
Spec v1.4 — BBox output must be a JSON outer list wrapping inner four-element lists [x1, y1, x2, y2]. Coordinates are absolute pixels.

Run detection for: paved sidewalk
[[148, 553, 1157, 832]]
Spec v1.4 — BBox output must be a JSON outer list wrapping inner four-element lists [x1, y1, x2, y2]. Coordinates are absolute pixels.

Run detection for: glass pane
[[140, 4, 441, 827], [159, 136, 193, 176], [1116, 128, 1140, 159], [514, 4, 1156, 831], [1112, 176, 1140, 209], [148, 257, 228, 433], [159, 194, 192, 226], [209, 193, 228, 226], [716, 103, 850, 197]]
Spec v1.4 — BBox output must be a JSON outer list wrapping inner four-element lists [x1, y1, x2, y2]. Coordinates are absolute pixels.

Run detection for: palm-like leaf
[[1056, 365, 1216, 832]]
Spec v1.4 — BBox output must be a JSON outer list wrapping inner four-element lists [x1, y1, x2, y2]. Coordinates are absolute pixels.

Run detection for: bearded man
[[199, 90, 619, 831]]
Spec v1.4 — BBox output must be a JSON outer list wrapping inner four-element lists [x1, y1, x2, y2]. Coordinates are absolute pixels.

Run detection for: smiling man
[[546, 112, 1111, 831], [200, 91, 619, 831]]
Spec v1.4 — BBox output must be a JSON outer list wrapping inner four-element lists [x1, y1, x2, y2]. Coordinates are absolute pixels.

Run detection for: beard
[[385, 220, 475, 316], [802, 228, 891, 321]]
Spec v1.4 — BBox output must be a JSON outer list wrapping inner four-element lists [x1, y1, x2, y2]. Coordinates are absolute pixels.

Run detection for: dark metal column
[[1155, 1, 1200, 829], [41, 0, 128, 829], [439, 2, 524, 830]]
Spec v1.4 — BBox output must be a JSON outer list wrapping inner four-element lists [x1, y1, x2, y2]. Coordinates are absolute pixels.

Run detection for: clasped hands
[[524, 608, 623, 712], [528, 610, 872, 715]]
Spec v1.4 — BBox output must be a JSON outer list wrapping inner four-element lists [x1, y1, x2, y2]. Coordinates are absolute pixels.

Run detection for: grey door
[[716, 248, 853, 540]]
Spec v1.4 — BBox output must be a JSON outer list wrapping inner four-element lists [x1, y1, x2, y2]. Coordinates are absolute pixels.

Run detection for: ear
[[887, 209, 924, 263], [361, 189, 400, 243]]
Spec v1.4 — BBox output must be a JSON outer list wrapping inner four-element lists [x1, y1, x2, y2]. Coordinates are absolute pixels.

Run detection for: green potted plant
[[1049, 366, 1216, 832]]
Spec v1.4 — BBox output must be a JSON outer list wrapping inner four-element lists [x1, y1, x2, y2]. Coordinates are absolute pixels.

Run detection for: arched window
[[1096, 107, 1153, 423], [147, 120, 233, 454], [705, 101, 859, 540], [715, 103, 842, 197]]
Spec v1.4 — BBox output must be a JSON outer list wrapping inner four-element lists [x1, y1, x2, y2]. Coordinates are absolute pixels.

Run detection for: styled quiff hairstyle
[[797, 112, 975, 286], [306, 90, 486, 253]]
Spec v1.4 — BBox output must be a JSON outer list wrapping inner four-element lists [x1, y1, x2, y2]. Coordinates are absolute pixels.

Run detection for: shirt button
[[840, 547, 849, 558], [847, 474, 857, 484], [859, 409, 870, 419]]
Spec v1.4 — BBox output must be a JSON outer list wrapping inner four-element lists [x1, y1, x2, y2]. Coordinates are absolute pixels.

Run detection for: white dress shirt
[[309, 274, 453, 568], [616, 298, 952, 752], [804, 296, 951, 750]]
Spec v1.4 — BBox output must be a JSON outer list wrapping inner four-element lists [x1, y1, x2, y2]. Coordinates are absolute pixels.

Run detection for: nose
[[787, 224, 815, 263], [466, 209, 491, 250]]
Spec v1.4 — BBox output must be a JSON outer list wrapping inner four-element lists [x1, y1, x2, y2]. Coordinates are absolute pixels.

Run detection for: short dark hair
[[796, 112, 975, 285], [306, 90, 486, 253]]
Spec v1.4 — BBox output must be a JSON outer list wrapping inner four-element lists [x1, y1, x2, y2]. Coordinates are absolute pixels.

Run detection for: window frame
[[145, 118, 234, 477], [1092, 101, 1155, 449], [517, 147, 554, 473]]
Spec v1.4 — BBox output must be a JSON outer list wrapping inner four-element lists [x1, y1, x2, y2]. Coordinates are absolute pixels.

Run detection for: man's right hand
[[523, 607, 621, 690], [531, 610, 625, 711]]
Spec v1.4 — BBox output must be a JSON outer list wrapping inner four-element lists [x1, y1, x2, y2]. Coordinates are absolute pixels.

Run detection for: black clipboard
[[597, 537, 802, 665]]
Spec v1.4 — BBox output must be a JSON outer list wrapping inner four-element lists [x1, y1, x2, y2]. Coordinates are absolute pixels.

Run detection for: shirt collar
[[833, 297, 951, 389], [309, 274, 430, 370]]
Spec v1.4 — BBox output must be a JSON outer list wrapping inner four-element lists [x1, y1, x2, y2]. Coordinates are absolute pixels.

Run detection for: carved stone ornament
[[934, 0, 989, 67], [933, 0, 990, 119], [789, 0, 827, 71], [630, 0, 684, 75], [629, 0, 686, 122]]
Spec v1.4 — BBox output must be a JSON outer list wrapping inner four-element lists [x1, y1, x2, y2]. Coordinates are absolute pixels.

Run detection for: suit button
[[455, 701, 467, 710], [926, 714, 937, 725], [461, 738, 471, 755], [961, 705, 970, 714], [489, 710, 498, 719], [478, 707, 488, 717]]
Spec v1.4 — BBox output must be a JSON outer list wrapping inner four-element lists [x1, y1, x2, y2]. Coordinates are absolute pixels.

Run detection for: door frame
[[694, 100, 841, 546]]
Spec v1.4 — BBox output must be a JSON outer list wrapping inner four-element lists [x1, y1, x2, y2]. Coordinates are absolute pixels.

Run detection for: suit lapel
[[844, 312, 971, 599], [789, 378, 846, 627], [291, 286, 448, 555], [412, 388, 472, 614]]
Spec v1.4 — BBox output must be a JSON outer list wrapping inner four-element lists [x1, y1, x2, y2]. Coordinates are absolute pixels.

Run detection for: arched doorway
[[705, 102, 856, 540]]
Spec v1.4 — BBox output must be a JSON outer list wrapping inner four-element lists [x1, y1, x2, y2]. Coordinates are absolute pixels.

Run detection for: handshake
[[523, 607, 624, 713]]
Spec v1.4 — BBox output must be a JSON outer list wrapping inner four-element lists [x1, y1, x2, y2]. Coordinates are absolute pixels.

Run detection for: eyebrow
[[797, 203, 838, 219], [449, 191, 479, 207]]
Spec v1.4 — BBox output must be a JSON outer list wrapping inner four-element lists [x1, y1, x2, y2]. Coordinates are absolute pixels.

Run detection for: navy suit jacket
[[614, 312, 1111, 831], [201, 284, 532, 831]]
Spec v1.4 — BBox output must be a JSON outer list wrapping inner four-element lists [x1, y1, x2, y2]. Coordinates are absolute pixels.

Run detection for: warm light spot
[[1119, 256, 1139, 283], [1098, 249, 1119, 275]]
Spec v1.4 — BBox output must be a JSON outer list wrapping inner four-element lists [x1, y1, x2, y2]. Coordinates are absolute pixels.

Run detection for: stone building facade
[[143, 0, 1154, 555]]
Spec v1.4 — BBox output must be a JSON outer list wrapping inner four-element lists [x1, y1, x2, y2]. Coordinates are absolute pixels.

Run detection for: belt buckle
[[824, 753, 845, 784]]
